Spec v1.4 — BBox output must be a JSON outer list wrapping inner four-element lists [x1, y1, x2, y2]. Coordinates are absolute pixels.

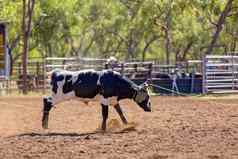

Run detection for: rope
[[148, 83, 232, 110], [149, 83, 200, 97]]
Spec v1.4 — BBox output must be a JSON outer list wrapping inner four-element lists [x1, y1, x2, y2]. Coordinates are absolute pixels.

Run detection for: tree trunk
[[22, 0, 27, 94], [165, 2, 172, 65], [47, 44, 53, 57], [181, 41, 194, 61], [205, 0, 233, 55], [142, 36, 159, 61], [22, 0, 35, 94], [231, 33, 237, 52], [126, 33, 134, 60]]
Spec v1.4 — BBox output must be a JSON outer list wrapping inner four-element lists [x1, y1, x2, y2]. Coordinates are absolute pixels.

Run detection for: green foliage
[[0, 0, 238, 63]]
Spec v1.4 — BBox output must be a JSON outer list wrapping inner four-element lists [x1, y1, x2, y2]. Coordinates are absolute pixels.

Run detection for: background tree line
[[0, 0, 238, 65]]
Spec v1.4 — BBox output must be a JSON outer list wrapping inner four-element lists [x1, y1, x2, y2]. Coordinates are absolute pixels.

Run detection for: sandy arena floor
[[0, 95, 237, 159]]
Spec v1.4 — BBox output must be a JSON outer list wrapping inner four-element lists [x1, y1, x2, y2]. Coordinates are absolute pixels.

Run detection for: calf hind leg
[[114, 104, 128, 125], [101, 104, 108, 131]]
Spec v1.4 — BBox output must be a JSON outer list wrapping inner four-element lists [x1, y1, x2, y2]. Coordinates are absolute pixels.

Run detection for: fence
[[203, 55, 238, 93], [3, 55, 238, 95], [0, 59, 46, 94], [0, 57, 203, 95], [45, 57, 107, 72]]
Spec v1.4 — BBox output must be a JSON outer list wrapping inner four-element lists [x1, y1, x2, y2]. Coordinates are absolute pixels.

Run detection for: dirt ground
[[0, 95, 237, 159]]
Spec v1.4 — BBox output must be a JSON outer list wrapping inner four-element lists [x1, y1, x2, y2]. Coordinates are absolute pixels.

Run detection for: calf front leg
[[101, 104, 108, 131], [42, 97, 53, 129], [114, 104, 128, 125]]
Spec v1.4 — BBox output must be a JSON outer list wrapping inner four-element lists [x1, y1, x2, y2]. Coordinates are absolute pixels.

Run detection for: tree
[[1, 0, 238, 72], [22, 0, 35, 94], [205, 0, 234, 55]]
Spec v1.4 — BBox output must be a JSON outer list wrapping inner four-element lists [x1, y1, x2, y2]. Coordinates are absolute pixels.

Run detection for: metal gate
[[203, 55, 238, 93]]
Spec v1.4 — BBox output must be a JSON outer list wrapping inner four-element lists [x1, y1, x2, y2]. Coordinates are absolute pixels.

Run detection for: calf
[[42, 69, 151, 130]]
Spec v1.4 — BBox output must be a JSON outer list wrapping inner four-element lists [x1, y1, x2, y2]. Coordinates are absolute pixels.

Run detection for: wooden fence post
[[43, 57, 46, 94], [202, 55, 207, 94], [134, 63, 138, 72], [121, 63, 124, 75], [148, 63, 152, 79]]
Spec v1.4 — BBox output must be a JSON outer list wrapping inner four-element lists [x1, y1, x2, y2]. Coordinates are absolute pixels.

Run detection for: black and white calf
[[42, 69, 151, 130]]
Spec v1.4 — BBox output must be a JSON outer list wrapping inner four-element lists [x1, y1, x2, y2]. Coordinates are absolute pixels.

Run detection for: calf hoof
[[101, 125, 106, 131]]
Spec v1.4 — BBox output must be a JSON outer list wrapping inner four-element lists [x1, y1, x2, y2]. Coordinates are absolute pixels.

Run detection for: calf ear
[[141, 81, 153, 94]]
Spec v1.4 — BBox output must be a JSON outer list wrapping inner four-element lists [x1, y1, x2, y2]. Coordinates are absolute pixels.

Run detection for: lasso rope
[[148, 83, 200, 97]]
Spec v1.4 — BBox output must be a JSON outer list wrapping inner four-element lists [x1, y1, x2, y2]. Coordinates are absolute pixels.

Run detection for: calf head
[[134, 82, 151, 112]]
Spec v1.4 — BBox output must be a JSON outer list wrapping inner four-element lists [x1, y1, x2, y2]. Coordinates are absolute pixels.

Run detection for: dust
[[107, 118, 137, 132]]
